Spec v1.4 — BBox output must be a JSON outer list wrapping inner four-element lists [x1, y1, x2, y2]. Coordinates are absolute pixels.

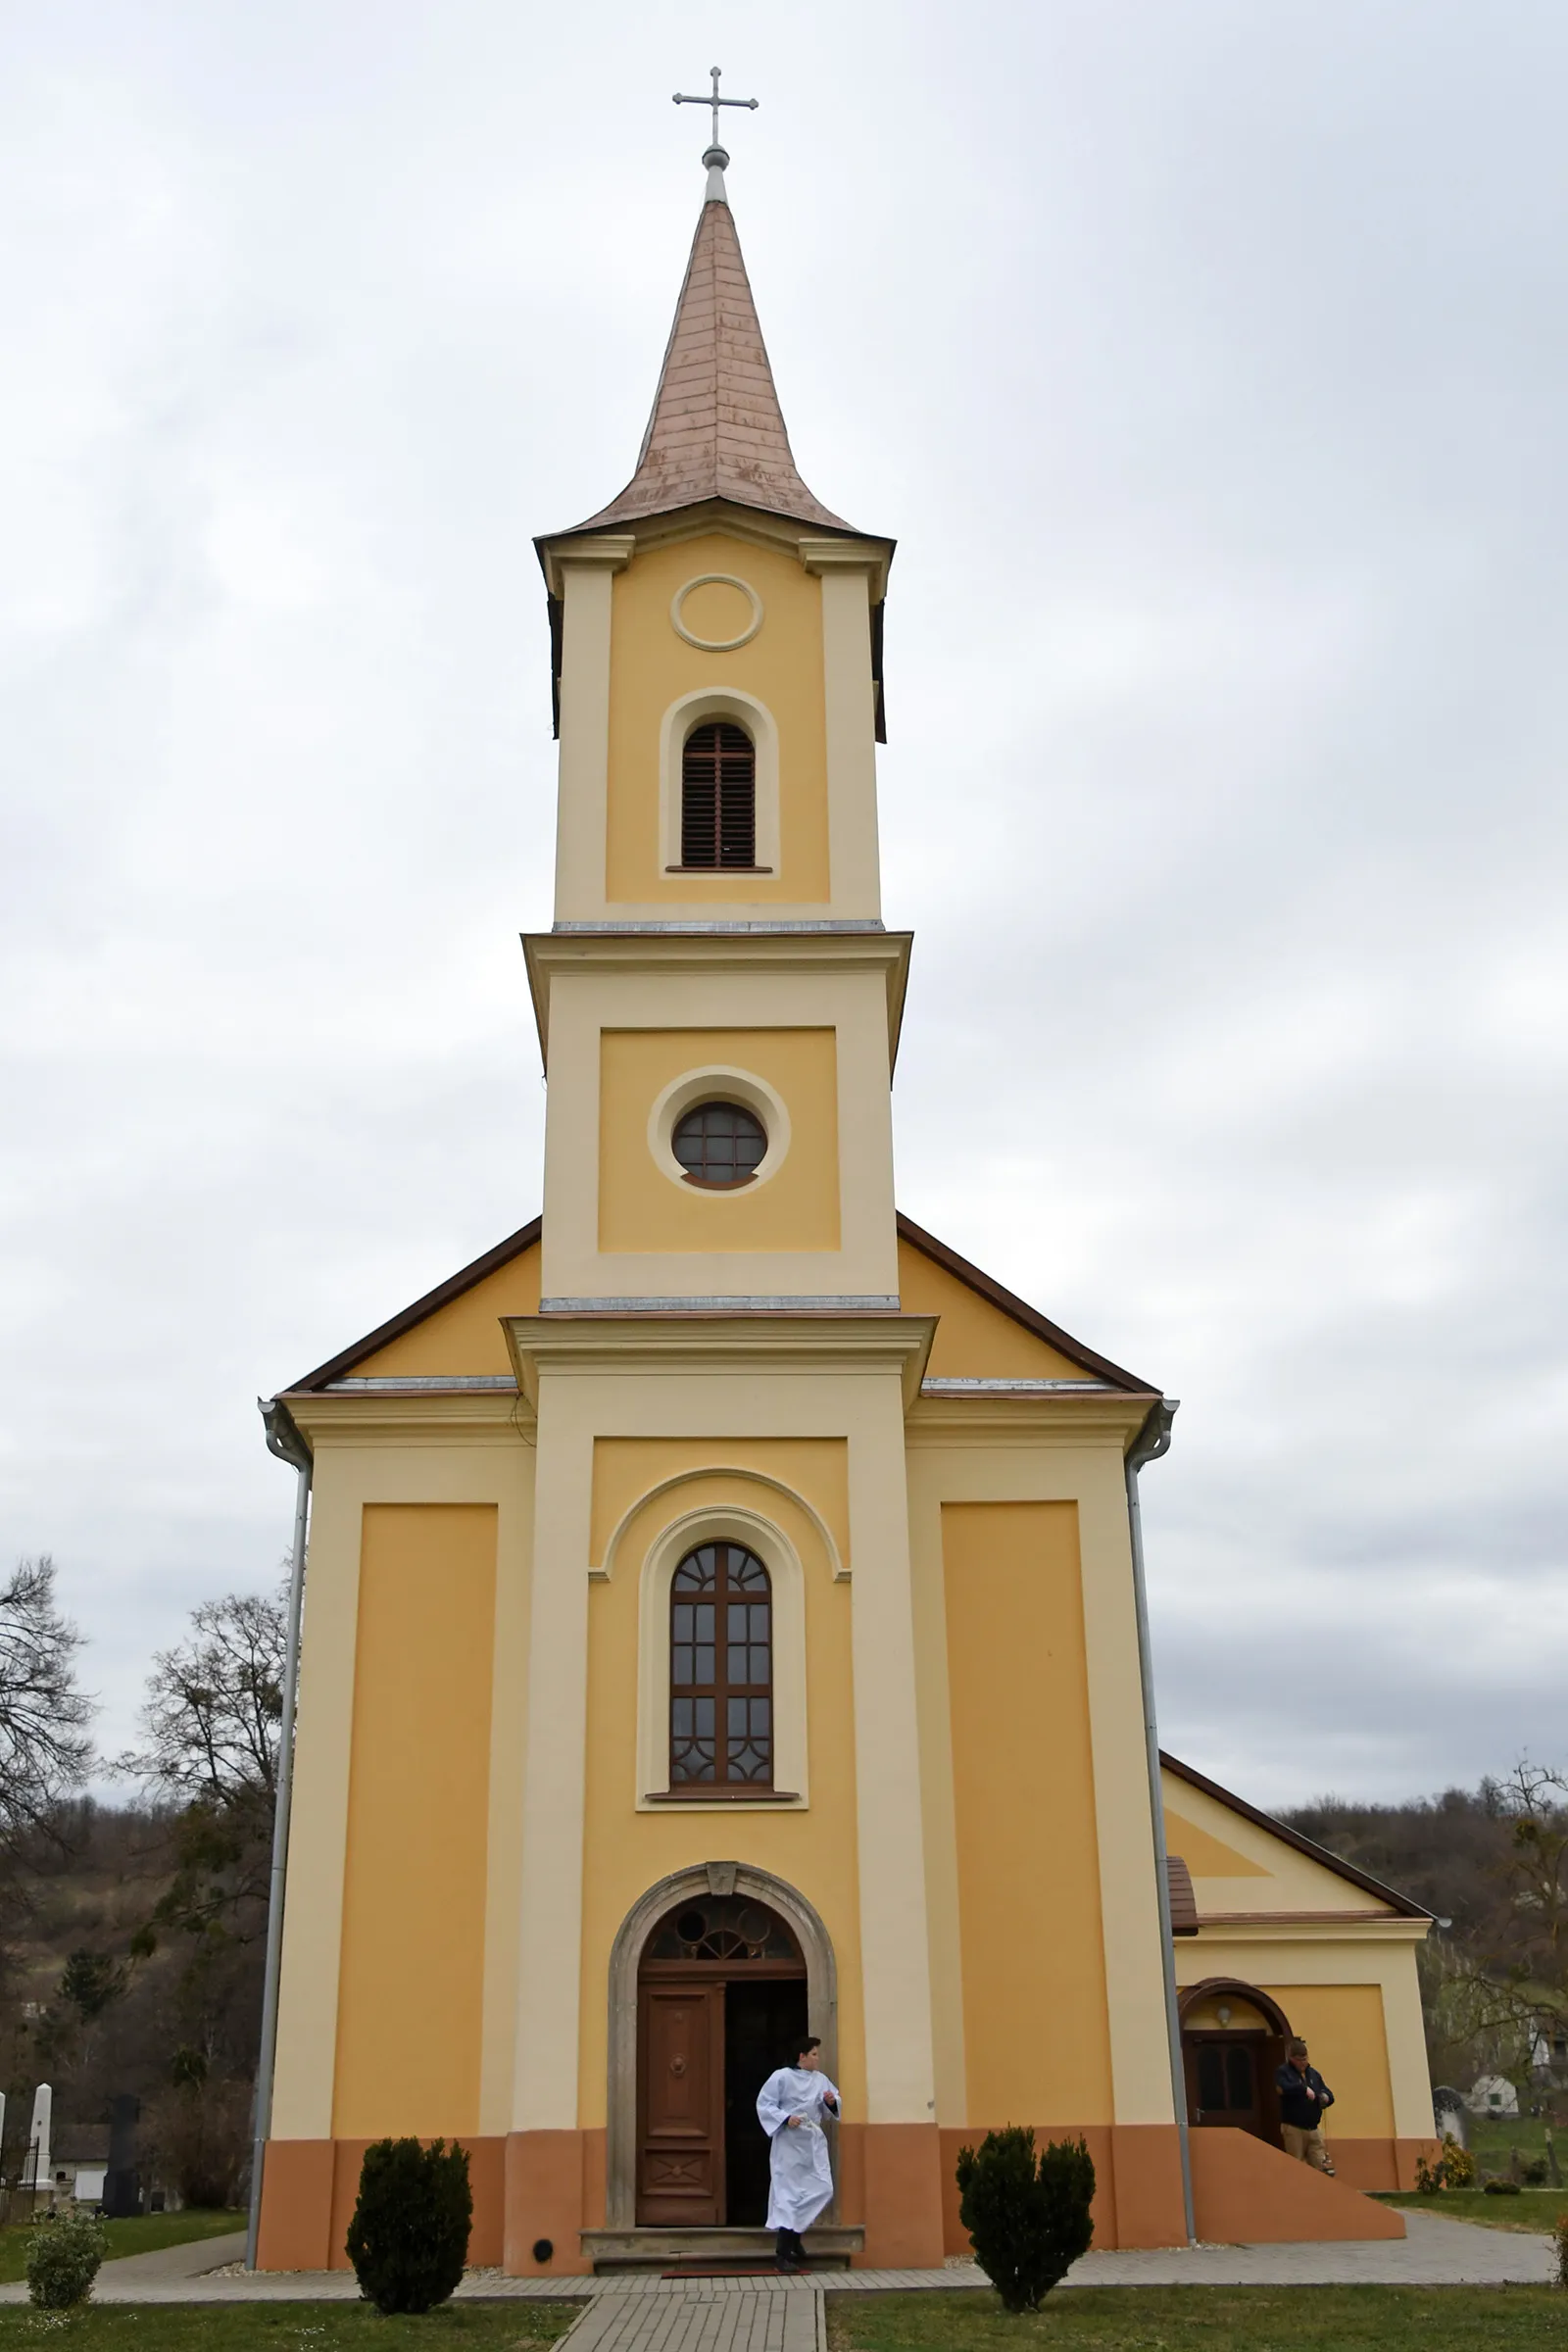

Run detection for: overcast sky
[[3, 0, 1564, 1813]]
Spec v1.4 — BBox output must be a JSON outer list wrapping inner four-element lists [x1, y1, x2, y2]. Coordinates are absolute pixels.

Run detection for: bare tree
[[0, 1556, 92, 1851], [121, 1587, 286, 1809], [118, 1583, 288, 2012], [1292, 1760, 1568, 2092]]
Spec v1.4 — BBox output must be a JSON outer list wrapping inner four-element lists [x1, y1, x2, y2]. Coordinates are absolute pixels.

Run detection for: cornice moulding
[[281, 1391, 532, 1445], [1192, 1914, 1429, 1942], [551, 534, 635, 577], [536, 503, 894, 600], [906, 1391, 1160, 1443], [798, 537, 890, 595], [504, 1311, 937, 1409], [522, 928, 913, 1066]]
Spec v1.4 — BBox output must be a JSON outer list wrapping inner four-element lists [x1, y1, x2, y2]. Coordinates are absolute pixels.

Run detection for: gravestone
[[103, 2094, 140, 2219], [24, 2085, 51, 2191]]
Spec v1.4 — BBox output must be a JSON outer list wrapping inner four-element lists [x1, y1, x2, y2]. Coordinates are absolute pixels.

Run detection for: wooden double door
[[637, 1971, 808, 2226], [1183, 2032, 1286, 2147]]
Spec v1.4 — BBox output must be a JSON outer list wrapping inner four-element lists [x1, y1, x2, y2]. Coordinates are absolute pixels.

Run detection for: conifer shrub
[[1551, 2209, 1568, 2287], [956, 2127, 1095, 2313], [25, 2211, 107, 2309], [344, 2136, 472, 2314]]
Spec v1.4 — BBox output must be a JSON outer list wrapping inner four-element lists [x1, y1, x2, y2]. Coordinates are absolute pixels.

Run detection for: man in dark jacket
[[1275, 2037, 1335, 2173]]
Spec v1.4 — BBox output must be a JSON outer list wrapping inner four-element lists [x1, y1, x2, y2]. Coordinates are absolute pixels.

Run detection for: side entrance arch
[[1179, 1978, 1294, 2148], [606, 1864, 838, 2231]]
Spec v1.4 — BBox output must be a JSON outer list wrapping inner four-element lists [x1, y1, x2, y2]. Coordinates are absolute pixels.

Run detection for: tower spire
[[564, 127, 852, 536]]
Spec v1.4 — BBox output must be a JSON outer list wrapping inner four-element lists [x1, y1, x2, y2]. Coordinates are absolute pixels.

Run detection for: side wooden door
[[637, 1980, 725, 2224], [1185, 2033, 1272, 2140]]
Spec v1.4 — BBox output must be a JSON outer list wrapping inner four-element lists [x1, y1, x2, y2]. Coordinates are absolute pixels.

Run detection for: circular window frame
[[649, 1066, 791, 1195], [670, 573, 764, 653]]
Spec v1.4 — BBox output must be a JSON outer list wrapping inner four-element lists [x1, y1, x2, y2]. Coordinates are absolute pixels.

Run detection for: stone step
[[580, 2225, 863, 2273]]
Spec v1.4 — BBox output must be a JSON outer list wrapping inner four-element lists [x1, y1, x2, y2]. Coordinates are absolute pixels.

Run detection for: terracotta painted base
[[937, 2125, 1182, 2253], [1190, 2127, 1404, 2242], [1327, 2137, 1440, 2193], [259, 2119, 1411, 2272], [935, 2124, 1412, 2255], [256, 2136, 506, 2272], [503, 2130, 601, 2276], [856, 2123, 946, 2270], [1107, 2123, 1189, 2248]]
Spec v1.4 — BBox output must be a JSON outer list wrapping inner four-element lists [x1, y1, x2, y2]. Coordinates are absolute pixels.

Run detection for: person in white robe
[[756, 2034, 840, 2268]]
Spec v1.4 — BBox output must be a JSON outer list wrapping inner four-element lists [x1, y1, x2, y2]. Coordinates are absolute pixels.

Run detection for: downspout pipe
[[245, 1396, 313, 2273], [1125, 1396, 1196, 2245]]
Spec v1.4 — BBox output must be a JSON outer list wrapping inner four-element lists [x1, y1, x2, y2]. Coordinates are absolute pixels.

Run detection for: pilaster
[[553, 536, 633, 923]]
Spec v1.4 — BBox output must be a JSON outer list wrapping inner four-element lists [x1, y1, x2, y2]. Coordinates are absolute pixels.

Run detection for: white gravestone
[[26, 2084, 51, 2190]]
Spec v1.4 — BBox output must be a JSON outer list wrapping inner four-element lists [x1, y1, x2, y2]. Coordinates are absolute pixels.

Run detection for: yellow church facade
[[256, 153, 1436, 2276]]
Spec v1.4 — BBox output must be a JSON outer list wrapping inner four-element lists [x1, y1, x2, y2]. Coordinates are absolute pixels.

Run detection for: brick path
[[562, 2285, 821, 2352]]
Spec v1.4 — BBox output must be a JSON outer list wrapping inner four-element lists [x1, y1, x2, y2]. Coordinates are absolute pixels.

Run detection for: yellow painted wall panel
[[606, 532, 830, 905], [577, 1445, 863, 2125], [352, 1249, 541, 1377], [598, 1028, 839, 1254], [898, 1243, 1093, 1382], [1160, 1771, 1390, 1911], [1260, 1984, 1396, 2138], [1163, 1808, 1270, 1880], [589, 1437, 849, 1572], [333, 1504, 497, 2136], [943, 1501, 1114, 2122]]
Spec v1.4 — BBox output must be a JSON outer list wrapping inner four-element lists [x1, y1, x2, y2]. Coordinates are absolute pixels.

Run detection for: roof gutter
[[245, 1396, 313, 2273], [1125, 1397, 1195, 2245]]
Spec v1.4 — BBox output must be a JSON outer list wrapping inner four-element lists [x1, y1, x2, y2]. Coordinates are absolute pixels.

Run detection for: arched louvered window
[[669, 1543, 772, 1787], [680, 720, 756, 868]]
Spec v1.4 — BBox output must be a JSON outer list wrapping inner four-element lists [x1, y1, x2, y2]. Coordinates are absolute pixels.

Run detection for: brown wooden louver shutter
[[681, 721, 756, 868]]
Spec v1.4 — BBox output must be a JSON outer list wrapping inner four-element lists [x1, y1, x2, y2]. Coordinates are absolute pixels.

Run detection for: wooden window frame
[[668, 1542, 774, 1791], [670, 1100, 768, 1190]]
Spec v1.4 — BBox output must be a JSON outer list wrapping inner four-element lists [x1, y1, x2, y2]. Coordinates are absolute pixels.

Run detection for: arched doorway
[[1179, 1978, 1294, 2148], [637, 1892, 807, 2226], [604, 1864, 838, 2233]]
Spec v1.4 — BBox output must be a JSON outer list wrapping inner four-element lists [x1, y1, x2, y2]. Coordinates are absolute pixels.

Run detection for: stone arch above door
[[605, 1861, 838, 2230]]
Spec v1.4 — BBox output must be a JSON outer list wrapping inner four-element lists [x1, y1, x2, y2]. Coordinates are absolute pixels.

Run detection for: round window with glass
[[672, 1099, 766, 1188]]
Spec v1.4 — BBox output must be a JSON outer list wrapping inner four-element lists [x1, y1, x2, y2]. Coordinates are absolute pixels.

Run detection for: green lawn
[[0, 2210, 243, 2285], [1465, 2113, 1568, 2176], [1469, 2112, 1557, 2153], [826, 2285, 1568, 2349], [0, 2310, 575, 2346], [1385, 2186, 1568, 2233]]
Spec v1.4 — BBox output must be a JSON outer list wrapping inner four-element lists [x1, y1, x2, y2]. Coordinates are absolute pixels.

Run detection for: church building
[[256, 135, 1437, 2275]]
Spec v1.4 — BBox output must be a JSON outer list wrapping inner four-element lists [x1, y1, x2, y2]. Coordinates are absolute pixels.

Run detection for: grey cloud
[[2, 0, 1564, 1803]]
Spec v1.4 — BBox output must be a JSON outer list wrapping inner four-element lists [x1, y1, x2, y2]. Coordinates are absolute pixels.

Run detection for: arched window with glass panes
[[668, 1543, 772, 1788], [680, 720, 756, 868]]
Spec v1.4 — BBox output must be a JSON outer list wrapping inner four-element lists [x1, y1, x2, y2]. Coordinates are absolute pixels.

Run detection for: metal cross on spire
[[672, 65, 759, 168]]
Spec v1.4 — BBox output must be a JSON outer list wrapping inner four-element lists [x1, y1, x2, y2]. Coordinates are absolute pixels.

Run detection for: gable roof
[[1161, 1751, 1432, 1920], [279, 1210, 1154, 1400], [557, 184, 855, 539], [895, 1212, 1155, 1393], [283, 1218, 541, 1394]]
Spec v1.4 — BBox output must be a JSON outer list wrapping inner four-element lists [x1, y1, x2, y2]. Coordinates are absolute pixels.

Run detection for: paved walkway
[[0, 2208, 1550, 2312], [91, 2230, 249, 2281], [564, 2286, 821, 2352]]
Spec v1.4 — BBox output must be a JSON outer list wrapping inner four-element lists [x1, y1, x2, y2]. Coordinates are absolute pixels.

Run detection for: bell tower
[[528, 148, 907, 1311]]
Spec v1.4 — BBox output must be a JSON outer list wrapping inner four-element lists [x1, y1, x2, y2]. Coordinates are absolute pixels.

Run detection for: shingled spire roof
[[566, 172, 853, 535]]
